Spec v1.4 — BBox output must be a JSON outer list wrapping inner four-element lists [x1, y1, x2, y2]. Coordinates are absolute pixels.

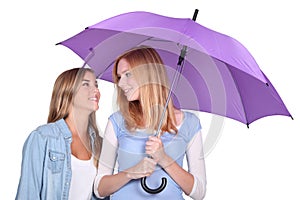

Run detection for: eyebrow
[[82, 79, 98, 84], [117, 69, 130, 76]]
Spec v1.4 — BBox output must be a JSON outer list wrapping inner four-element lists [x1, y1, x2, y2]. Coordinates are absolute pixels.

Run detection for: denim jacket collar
[[56, 118, 72, 139]]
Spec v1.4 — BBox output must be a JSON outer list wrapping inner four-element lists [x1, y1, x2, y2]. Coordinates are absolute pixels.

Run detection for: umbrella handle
[[141, 177, 167, 194]]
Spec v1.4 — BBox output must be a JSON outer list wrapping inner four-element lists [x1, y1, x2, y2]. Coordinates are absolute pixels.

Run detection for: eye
[[125, 71, 132, 77], [82, 81, 90, 87]]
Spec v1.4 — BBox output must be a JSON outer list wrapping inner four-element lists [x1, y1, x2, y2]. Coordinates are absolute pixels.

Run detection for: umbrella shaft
[[155, 47, 187, 136]]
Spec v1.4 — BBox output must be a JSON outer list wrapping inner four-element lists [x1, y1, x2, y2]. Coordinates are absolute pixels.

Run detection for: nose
[[95, 87, 100, 94], [95, 89, 101, 100], [92, 86, 100, 97], [118, 76, 125, 88]]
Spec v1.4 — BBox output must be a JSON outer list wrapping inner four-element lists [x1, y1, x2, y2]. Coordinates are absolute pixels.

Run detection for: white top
[[69, 155, 97, 200]]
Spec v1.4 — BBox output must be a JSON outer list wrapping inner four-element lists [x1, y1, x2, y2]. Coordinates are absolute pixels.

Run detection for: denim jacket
[[15, 119, 108, 200]]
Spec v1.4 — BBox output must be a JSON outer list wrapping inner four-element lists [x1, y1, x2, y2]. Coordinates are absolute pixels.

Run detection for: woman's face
[[117, 58, 140, 101], [73, 71, 100, 113]]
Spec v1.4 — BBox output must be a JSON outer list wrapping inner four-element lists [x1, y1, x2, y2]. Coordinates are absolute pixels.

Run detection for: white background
[[1, 0, 299, 199]]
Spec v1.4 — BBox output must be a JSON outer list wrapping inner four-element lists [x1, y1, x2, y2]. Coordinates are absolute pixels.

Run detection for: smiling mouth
[[88, 97, 98, 101], [123, 88, 131, 95]]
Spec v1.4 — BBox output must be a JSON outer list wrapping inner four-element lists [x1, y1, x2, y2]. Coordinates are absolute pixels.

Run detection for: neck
[[65, 110, 89, 137]]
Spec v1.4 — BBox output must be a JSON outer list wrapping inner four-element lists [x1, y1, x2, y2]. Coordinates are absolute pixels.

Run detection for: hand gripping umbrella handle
[[141, 177, 167, 194]]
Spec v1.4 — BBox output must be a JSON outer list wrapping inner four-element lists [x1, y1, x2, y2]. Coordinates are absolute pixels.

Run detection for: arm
[[146, 135, 194, 195], [94, 120, 118, 198], [186, 131, 207, 199], [16, 131, 46, 199], [146, 131, 206, 199], [94, 120, 156, 198]]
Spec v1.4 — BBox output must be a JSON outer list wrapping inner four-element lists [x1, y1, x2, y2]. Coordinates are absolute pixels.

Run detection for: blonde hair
[[48, 68, 102, 166], [113, 46, 177, 134]]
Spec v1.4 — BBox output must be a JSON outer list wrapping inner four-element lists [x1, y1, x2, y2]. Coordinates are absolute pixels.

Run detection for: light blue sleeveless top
[[109, 111, 201, 200]]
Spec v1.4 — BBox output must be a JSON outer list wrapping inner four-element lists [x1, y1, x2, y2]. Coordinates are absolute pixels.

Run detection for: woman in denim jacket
[[16, 68, 109, 200]]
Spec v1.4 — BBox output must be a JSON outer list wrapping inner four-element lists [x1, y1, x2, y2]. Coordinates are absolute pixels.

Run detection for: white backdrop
[[1, 0, 299, 199]]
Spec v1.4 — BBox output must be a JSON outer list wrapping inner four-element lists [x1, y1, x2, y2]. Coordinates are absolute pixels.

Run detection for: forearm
[[159, 155, 194, 195], [98, 156, 157, 197], [186, 131, 207, 199], [98, 171, 131, 197], [157, 131, 207, 199], [146, 135, 195, 195]]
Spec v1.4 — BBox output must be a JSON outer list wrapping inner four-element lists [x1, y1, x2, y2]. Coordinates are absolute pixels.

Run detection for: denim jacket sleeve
[[15, 130, 47, 200]]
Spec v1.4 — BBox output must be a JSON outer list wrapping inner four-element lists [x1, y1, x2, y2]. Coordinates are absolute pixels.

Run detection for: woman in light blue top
[[94, 47, 206, 200], [16, 68, 108, 200]]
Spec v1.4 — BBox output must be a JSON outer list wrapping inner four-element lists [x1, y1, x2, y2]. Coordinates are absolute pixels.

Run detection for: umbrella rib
[[96, 37, 175, 79], [227, 67, 249, 127], [147, 38, 175, 43]]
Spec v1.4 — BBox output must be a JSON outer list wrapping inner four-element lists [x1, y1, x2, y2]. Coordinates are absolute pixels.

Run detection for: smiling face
[[117, 58, 140, 101], [73, 71, 100, 114]]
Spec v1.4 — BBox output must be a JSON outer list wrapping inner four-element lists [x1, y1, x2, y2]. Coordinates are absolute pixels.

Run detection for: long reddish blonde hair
[[113, 46, 178, 134]]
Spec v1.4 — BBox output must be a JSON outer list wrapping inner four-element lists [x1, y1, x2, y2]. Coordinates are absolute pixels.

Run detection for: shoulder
[[184, 111, 201, 124], [108, 111, 128, 137], [23, 119, 70, 152], [179, 111, 202, 140], [30, 119, 70, 139], [109, 111, 123, 119], [176, 109, 200, 126], [109, 111, 124, 125]]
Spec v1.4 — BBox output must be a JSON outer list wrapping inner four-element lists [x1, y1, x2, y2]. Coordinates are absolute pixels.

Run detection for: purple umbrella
[[57, 9, 292, 193], [57, 10, 291, 126]]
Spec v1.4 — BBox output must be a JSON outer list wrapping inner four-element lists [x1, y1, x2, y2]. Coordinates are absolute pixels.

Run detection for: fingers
[[144, 156, 157, 166], [148, 135, 160, 142], [142, 157, 157, 177], [146, 136, 161, 150], [125, 157, 157, 180], [145, 136, 164, 159]]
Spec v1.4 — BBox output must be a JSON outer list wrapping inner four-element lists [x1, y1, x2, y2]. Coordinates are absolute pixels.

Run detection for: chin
[[94, 105, 99, 111], [127, 94, 139, 102], [127, 97, 138, 102]]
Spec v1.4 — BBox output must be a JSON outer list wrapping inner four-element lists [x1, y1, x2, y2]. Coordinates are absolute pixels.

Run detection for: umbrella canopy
[[57, 10, 291, 126]]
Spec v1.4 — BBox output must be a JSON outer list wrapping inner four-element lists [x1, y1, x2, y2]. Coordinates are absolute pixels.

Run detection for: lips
[[124, 89, 130, 95], [122, 88, 131, 96], [88, 97, 99, 103]]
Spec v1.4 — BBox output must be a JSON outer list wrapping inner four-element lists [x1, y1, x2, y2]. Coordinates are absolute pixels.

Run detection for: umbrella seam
[[227, 66, 249, 125]]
